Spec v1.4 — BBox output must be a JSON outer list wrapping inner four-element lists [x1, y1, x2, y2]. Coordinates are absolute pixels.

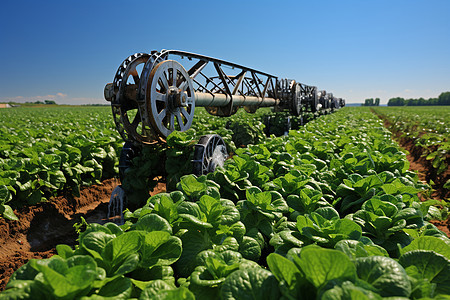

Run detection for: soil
[[0, 178, 166, 291]]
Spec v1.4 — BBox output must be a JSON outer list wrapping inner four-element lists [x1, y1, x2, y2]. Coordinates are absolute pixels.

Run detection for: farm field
[[0, 106, 123, 220], [372, 106, 449, 199], [0, 106, 449, 299]]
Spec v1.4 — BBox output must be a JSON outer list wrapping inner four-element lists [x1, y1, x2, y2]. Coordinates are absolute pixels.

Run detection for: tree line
[[387, 92, 450, 106], [362, 98, 380, 106]]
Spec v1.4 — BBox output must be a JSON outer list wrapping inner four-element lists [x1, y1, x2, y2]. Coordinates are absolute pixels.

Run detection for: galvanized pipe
[[194, 92, 279, 107]]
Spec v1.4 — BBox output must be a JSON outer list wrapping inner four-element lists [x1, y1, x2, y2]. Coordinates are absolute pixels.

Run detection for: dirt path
[[0, 178, 166, 291]]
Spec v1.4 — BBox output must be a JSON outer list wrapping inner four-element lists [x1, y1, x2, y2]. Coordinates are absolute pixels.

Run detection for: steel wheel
[[193, 134, 228, 175], [111, 53, 160, 144], [147, 60, 195, 138]]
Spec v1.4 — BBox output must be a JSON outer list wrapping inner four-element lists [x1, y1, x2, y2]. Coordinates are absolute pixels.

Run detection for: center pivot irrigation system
[[104, 49, 345, 216]]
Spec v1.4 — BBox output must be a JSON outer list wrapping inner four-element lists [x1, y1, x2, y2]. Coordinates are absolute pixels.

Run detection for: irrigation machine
[[103, 50, 345, 219]]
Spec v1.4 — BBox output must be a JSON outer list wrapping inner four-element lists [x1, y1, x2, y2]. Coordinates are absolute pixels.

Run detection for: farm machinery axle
[[104, 50, 345, 217]]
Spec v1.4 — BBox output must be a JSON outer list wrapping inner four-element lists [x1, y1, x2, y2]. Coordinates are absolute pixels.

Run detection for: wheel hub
[[167, 86, 188, 111]]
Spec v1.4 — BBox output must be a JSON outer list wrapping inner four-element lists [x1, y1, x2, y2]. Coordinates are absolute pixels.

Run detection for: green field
[[0, 106, 122, 219], [373, 106, 449, 176], [2, 106, 450, 299]]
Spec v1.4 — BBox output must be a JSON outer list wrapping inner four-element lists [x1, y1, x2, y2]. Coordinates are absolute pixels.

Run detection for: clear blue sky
[[1, 0, 449, 105]]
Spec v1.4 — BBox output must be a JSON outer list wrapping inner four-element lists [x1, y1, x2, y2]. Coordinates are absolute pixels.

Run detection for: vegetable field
[[372, 106, 449, 199], [1, 106, 450, 299], [0, 107, 123, 220]]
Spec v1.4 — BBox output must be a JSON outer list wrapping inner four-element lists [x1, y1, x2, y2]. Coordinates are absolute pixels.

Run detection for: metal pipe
[[194, 92, 279, 107]]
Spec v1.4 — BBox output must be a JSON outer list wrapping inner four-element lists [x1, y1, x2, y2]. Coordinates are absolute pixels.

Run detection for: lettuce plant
[[183, 250, 258, 299], [237, 187, 288, 240], [268, 245, 414, 299], [349, 196, 423, 253], [296, 206, 362, 248], [175, 195, 246, 277]]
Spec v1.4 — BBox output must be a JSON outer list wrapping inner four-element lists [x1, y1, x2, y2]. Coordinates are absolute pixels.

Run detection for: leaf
[[381, 183, 398, 195], [139, 231, 182, 268], [314, 206, 340, 220], [134, 214, 172, 234], [1, 280, 50, 299], [220, 268, 281, 300], [400, 236, 450, 260], [102, 231, 142, 276], [142, 286, 195, 299], [320, 280, 383, 300], [238, 236, 261, 261], [267, 253, 301, 288], [30, 256, 97, 298], [91, 276, 132, 299], [355, 256, 411, 297], [0, 185, 12, 204], [81, 231, 116, 261], [398, 250, 450, 295], [334, 240, 388, 259], [56, 244, 75, 259], [218, 200, 241, 225], [293, 246, 356, 290], [114, 253, 140, 276], [175, 230, 213, 277], [198, 195, 224, 225], [177, 175, 207, 199], [138, 279, 177, 297], [1, 204, 18, 220], [8, 261, 40, 281]]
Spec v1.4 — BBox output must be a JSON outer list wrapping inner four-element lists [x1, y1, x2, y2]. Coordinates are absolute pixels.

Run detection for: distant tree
[[387, 93, 449, 106], [45, 100, 56, 105], [35, 101, 44, 104], [374, 98, 380, 106], [387, 97, 405, 106], [406, 99, 417, 106], [438, 92, 450, 105], [428, 98, 438, 105], [364, 98, 374, 106]]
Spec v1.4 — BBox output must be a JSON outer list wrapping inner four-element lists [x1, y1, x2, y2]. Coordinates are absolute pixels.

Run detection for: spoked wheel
[[147, 60, 195, 138], [111, 53, 160, 144], [193, 134, 228, 175], [290, 83, 302, 116]]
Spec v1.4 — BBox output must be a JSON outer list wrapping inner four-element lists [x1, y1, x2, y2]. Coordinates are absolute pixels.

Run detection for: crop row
[[2, 108, 449, 299], [372, 106, 449, 178]]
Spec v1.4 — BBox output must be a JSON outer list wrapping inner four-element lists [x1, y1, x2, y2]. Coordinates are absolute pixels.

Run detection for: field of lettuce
[[1, 106, 450, 299], [0, 107, 123, 220]]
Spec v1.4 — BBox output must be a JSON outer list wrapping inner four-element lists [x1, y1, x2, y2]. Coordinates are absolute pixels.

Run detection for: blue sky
[[1, 0, 449, 105]]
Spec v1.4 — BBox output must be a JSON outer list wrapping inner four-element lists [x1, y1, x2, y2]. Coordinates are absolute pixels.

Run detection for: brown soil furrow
[[0, 178, 166, 291]]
